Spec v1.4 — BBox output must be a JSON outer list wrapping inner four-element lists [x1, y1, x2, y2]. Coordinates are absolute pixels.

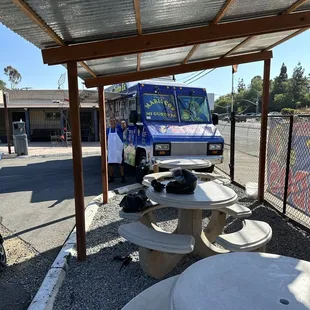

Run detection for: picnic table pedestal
[[141, 181, 238, 278]]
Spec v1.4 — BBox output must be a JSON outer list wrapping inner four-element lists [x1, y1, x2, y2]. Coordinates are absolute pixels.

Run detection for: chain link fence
[[265, 115, 310, 229], [217, 114, 310, 231]]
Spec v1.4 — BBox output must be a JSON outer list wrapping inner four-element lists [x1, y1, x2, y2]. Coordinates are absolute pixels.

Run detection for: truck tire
[[135, 151, 148, 183], [0, 243, 6, 268]]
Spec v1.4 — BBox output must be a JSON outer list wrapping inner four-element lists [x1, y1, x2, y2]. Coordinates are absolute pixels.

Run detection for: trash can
[[12, 120, 29, 156]]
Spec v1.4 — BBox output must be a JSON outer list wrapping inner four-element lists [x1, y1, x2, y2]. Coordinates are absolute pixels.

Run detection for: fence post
[[230, 111, 235, 182], [282, 115, 294, 215], [258, 58, 271, 202]]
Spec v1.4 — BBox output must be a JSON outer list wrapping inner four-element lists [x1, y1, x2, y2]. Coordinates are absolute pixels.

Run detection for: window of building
[[45, 112, 61, 121]]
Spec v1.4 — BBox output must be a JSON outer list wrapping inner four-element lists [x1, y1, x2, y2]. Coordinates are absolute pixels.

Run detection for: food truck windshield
[[142, 92, 211, 123], [177, 95, 211, 123], [143, 93, 178, 122]]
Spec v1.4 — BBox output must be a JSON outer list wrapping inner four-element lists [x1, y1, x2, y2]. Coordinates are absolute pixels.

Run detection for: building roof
[[0, 89, 100, 108], [0, 1, 309, 86], [7, 89, 69, 101]]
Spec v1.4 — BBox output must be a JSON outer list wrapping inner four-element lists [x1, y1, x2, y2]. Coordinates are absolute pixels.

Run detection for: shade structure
[[0, 0, 309, 83], [1, 0, 309, 261]]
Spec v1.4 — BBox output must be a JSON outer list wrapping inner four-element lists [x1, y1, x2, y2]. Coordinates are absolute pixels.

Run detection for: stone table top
[[146, 181, 238, 210], [171, 252, 310, 310]]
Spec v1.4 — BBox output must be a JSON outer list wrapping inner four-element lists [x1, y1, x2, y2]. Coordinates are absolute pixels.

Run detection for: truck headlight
[[154, 144, 170, 151], [208, 144, 223, 151]]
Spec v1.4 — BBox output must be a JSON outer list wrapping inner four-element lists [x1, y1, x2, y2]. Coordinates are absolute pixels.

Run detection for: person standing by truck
[[107, 117, 125, 183]]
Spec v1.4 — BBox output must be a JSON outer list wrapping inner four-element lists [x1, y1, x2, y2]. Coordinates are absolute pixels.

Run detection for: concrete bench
[[118, 222, 195, 254], [216, 219, 272, 252], [119, 200, 162, 221], [122, 275, 178, 310], [220, 204, 252, 219]]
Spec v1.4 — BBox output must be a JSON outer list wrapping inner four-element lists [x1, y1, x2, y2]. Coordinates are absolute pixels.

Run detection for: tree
[[279, 63, 288, 81], [0, 80, 6, 90], [237, 78, 246, 93], [4, 66, 22, 89], [291, 62, 308, 105]]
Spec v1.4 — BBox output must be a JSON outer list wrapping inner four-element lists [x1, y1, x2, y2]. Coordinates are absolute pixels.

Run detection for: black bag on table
[[120, 189, 147, 213]]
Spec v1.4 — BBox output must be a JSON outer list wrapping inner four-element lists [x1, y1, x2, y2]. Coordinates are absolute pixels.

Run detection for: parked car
[[235, 114, 247, 122], [268, 112, 281, 116]]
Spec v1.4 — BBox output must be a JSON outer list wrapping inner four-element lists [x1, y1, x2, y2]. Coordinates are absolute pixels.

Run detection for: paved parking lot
[[0, 154, 135, 309]]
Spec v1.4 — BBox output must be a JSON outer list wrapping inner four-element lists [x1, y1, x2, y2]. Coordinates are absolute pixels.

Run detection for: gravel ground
[[0, 223, 54, 310], [54, 184, 310, 310]]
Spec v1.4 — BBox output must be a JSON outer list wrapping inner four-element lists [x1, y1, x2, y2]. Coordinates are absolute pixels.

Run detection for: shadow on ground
[[0, 156, 136, 207], [54, 194, 310, 310]]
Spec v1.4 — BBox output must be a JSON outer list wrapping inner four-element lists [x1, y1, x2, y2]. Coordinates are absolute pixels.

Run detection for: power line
[[187, 68, 216, 84], [184, 70, 207, 83], [178, 71, 204, 81]]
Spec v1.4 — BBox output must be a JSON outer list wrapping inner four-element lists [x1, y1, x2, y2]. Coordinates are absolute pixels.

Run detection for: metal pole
[[282, 115, 294, 214], [67, 62, 86, 261], [258, 59, 271, 202], [98, 86, 109, 204], [230, 70, 235, 182], [3, 93, 11, 154]]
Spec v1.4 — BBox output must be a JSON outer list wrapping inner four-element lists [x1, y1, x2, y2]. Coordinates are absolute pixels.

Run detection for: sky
[[1, 22, 310, 98]]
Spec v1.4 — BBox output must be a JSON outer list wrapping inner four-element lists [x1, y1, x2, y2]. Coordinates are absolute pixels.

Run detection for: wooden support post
[[258, 59, 271, 202], [98, 86, 108, 203], [67, 62, 86, 261], [3, 92, 11, 154]]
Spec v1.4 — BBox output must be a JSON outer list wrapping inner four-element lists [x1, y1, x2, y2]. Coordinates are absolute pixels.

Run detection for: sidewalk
[[0, 142, 101, 158]]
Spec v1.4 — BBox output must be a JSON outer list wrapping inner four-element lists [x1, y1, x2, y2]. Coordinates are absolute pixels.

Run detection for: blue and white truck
[[105, 77, 223, 178]]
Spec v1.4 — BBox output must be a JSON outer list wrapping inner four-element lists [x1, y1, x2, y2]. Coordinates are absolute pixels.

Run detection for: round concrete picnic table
[[171, 252, 310, 310], [158, 158, 212, 170], [146, 181, 238, 259]]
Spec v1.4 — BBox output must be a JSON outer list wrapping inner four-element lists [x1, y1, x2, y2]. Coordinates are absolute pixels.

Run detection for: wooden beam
[[133, 0, 142, 71], [137, 53, 141, 71], [12, 0, 96, 78], [281, 0, 308, 14], [67, 61, 86, 261], [79, 62, 97, 78], [258, 59, 271, 202], [183, 0, 236, 63], [262, 28, 308, 51], [182, 45, 200, 64], [98, 86, 109, 204], [42, 11, 310, 65], [223, 37, 255, 57], [84, 51, 272, 88], [210, 0, 236, 25], [134, 0, 142, 35], [225, 0, 308, 57]]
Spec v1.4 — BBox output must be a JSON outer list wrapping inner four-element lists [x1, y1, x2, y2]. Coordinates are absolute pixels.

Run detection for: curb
[[19, 151, 101, 159], [27, 191, 116, 310], [0, 151, 101, 160]]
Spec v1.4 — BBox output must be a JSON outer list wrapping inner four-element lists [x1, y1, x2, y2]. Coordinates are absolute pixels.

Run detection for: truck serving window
[[177, 96, 210, 123], [143, 93, 178, 122]]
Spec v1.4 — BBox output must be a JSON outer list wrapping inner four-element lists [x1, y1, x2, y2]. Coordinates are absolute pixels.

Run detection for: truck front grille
[[171, 142, 207, 156]]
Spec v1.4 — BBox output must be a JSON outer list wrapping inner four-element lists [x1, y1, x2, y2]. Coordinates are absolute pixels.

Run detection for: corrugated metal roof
[[230, 30, 299, 55], [0, 0, 309, 80], [140, 0, 226, 34], [223, 0, 298, 21]]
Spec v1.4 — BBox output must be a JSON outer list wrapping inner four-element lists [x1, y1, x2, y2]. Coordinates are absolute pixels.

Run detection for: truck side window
[[129, 98, 136, 112]]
